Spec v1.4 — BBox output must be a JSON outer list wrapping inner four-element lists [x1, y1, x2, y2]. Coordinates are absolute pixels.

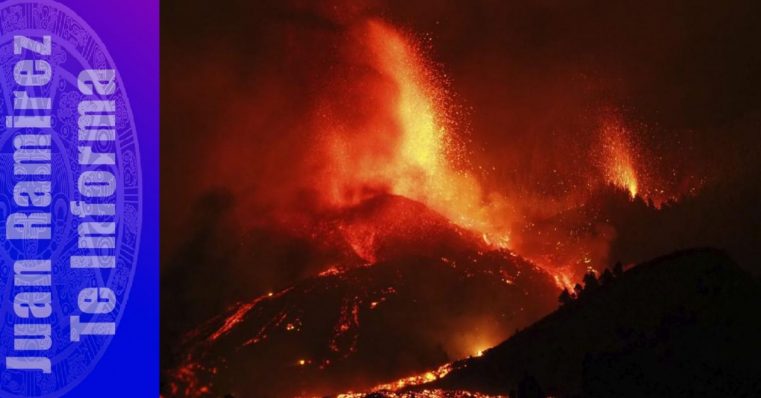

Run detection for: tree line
[[559, 261, 624, 306]]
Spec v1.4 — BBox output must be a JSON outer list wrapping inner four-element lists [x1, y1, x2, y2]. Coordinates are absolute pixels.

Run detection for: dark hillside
[[415, 248, 761, 397]]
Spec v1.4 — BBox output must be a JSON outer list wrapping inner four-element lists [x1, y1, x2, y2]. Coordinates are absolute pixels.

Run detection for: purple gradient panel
[[63, 0, 158, 397]]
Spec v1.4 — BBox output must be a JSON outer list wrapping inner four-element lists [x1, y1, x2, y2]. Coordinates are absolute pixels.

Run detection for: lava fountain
[[599, 113, 640, 199], [315, 19, 514, 251]]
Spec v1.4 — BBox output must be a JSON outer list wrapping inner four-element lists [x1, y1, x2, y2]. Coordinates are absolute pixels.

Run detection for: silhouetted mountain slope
[[413, 248, 761, 397]]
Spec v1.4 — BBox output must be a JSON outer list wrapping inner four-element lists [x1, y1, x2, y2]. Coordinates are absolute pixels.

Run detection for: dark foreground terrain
[[370, 249, 761, 398]]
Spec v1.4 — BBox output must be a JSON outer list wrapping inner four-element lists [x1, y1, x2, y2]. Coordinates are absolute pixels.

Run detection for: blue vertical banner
[[0, 0, 158, 397]]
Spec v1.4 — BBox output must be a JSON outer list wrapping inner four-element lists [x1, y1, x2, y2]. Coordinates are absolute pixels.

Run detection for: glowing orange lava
[[209, 287, 292, 342]]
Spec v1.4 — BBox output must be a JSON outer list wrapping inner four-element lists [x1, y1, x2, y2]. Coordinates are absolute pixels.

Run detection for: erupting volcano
[[163, 18, 565, 397], [160, 1, 761, 395], [166, 18, 654, 397]]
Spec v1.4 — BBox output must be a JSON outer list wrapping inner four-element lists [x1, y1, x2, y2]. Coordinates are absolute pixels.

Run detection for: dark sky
[[162, 0, 761, 276]]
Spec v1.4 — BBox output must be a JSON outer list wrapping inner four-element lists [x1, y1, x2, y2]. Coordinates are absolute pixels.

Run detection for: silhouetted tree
[[613, 261, 624, 277], [559, 288, 574, 306], [583, 271, 600, 291], [574, 283, 584, 298], [600, 268, 614, 286]]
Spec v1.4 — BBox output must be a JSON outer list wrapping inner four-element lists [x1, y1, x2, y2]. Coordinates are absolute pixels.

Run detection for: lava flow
[[335, 361, 509, 398]]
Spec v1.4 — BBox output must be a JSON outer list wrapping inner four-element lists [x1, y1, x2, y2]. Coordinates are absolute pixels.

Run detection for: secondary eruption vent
[[600, 114, 640, 199], [595, 111, 699, 208]]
